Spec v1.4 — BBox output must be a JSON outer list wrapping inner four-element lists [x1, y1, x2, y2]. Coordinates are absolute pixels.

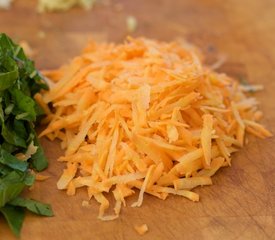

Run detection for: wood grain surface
[[0, 0, 275, 239]]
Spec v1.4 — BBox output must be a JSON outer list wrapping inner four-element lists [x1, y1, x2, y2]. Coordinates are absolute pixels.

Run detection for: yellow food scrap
[[0, 0, 12, 10], [40, 37, 272, 220], [19, 40, 34, 57], [134, 224, 149, 236], [15, 141, 38, 161], [126, 16, 138, 33], [82, 200, 91, 207], [38, 0, 96, 12]]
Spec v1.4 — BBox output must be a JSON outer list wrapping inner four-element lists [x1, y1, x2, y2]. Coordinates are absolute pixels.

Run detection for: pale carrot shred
[[201, 114, 214, 168], [134, 224, 149, 235], [35, 174, 51, 181], [40, 37, 272, 220]]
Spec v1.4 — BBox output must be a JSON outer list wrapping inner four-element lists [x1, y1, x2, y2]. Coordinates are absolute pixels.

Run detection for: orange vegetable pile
[[38, 37, 272, 220]]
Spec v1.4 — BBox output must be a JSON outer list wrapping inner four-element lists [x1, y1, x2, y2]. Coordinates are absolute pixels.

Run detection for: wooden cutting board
[[0, 0, 275, 239]]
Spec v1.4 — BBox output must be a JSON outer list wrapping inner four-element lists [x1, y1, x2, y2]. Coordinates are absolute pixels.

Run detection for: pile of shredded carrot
[[38, 37, 272, 220]]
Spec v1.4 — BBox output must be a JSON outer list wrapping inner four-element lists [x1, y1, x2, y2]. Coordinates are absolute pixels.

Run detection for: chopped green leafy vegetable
[[10, 88, 37, 121], [0, 33, 52, 237], [0, 171, 25, 208], [0, 205, 25, 237], [23, 172, 35, 186], [0, 149, 28, 172], [31, 134, 48, 171], [9, 197, 53, 217]]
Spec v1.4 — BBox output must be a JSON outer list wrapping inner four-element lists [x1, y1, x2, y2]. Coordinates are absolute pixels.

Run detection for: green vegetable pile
[[0, 33, 53, 236]]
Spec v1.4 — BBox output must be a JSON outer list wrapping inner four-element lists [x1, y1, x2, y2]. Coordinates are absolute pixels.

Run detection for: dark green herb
[[30, 133, 48, 171], [0, 205, 25, 237], [0, 149, 28, 172], [0, 171, 26, 208], [9, 197, 53, 217], [0, 33, 52, 237]]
